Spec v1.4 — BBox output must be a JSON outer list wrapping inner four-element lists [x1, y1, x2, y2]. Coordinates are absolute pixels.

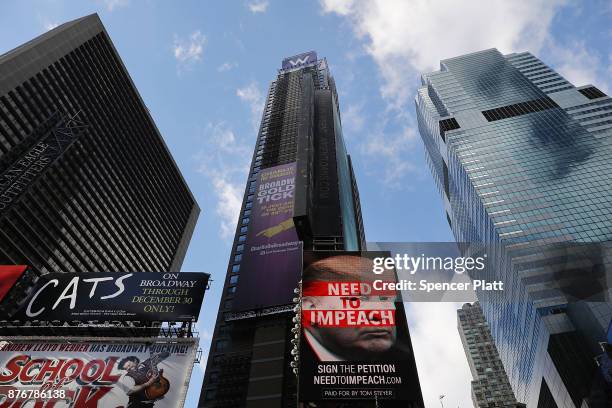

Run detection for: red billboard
[[298, 252, 424, 405]]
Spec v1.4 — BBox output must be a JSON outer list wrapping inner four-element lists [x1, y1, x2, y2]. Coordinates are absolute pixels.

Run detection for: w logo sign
[[289, 55, 310, 66], [282, 51, 317, 69]]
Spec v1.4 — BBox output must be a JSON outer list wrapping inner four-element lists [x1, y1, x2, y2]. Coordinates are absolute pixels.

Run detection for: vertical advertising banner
[[232, 163, 302, 312], [299, 252, 424, 405], [0, 338, 198, 408]]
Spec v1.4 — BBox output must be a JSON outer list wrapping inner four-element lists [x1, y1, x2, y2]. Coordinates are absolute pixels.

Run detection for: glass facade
[[416, 49, 612, 407]]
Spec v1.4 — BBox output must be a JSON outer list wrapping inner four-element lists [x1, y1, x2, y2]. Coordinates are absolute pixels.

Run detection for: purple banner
[[232, 163, 302, 312]]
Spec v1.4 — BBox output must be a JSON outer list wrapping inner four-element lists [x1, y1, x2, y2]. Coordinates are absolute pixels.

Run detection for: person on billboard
[[117, 352, 171, 408], [301, 255, 405, 361]]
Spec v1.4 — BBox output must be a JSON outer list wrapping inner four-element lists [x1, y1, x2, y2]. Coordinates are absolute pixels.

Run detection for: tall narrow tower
[[416, 49, 612, 407], [458, 302, 520, 407], [199, 52, 366, 407]]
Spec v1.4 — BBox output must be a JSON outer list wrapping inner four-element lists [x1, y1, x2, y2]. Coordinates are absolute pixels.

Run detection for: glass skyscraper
[[416, 49, 612, 407], [199, 52, 366, 407]]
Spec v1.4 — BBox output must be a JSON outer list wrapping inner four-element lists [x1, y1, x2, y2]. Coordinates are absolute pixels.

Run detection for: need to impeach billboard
[[232, 162, 302, 312], [0, 337, 198, 408], [0, 268, 209, 322], [298, 251, 424, 405]]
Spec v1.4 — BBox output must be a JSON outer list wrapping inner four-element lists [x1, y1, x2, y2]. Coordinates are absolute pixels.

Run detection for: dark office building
[[199, 52, 367, 407], [0, 15, 198, 284]]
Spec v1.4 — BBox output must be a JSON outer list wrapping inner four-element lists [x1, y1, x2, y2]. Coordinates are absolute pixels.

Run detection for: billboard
[[232, 163, 302, 312], [298, 251, 424, 405], [0, 337, 197, 408], [0, 268, 209, 322], [281, 51, 317, 70]]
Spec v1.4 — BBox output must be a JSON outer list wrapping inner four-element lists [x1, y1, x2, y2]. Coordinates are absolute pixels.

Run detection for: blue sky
[[1, 0, 611, 406]]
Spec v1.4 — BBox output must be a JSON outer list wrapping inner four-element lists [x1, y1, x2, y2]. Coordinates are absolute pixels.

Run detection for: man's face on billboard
[[312, 294, 396, 356], [122, 360, 137, 371], [303, 256, 398, 359]]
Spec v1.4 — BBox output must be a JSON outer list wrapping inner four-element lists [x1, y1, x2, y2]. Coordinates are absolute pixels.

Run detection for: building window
[[439, 117, 460, 142], [216, 340, 228, 352], [231, 264, 240, 273], [481, 97, 558, 122], [245, 202, 253, 209], [242, 217, 250, 225], [238, 234, 247, 242], [229, 275, 239, 285], [244, 209, 251, 216], [236, 244, 245, 252], [227, 286, 237, 295], [240, 226, 248, 233], [205, 390, 217, 401], [578, 86, 606, 99], [443, 161, 450, 197], [234, 254, 242, 262]]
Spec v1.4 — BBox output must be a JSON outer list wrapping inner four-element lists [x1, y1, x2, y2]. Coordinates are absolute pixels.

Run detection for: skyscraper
[[199, 51, 366, 407], [416, 49, 612, 407], [458, 302, 520, 407], [0, 14, 198, 300]]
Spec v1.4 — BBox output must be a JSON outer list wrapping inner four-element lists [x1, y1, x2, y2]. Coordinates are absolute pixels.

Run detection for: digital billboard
[[232, 162, 302, 312], [0, 268, 209, 322], [298, 251, 424, 405], [0, 337, 197, 408]]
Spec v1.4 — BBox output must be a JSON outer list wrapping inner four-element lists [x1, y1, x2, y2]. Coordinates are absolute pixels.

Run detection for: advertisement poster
[[0, 268, 209, 322], [299, 251, 424, 405], [0, 337, 197, 408], [232, 163, 302, 312]]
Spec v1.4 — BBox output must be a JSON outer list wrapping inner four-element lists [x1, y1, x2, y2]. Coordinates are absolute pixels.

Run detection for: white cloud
[[100, 0, 129, 12], [173, 30, 206, 72], [237, 82, 265, 133], [321, 0, 567, 107], [212, 177, 244, 238], [247, 0, 269, 13], [341, 103, 365, 135], [195, 122, 251, 239], [406, 303, 473, 407], [44, 21, 59, 31], [218, 61, 238, 72], [361, 126, 418, 187], [547, 40, 609, 93]]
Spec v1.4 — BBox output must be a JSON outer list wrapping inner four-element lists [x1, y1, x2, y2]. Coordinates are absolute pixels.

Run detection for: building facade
[[0, 14, 199, 330], [416, 49, 612, 407], [199, 52, 366, 407], [458, 302, 521, 407]]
